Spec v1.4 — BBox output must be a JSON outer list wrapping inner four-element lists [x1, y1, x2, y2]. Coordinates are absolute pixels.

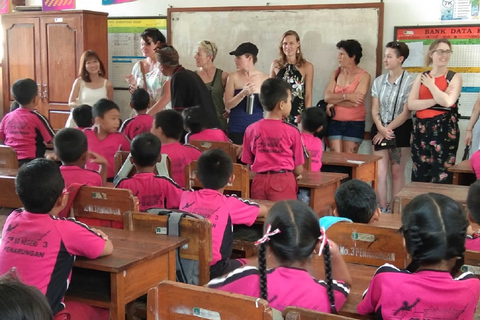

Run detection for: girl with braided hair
[[358, 193, 480, 319], [208, 200, 351, 313]]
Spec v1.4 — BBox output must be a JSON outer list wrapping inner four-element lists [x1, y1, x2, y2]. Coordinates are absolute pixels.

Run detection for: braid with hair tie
[[322, 243, 337, 314], [258, 242, 268, 300]]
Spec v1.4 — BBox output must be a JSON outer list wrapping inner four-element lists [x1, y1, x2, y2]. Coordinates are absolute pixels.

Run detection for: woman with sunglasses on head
[[408, 38, 462, 184], [195, 40, 229, 131], [370, 42, 414, 214]]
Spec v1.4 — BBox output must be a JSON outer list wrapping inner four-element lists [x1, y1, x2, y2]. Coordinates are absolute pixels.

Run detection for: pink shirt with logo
[[0, 108, 55, 160], [179, 189, 259, 266], [466, 235, 480, 251], [357, 263, 480, 319], [208, 266, 349, 312], [161, 142, 201, 187], [60, 165, 102, 187], [0, 210, 106, 314], [301, 132, 323, 171], [115, 172, 184, 211], [83, 128, 130, 179], [185, 129, 231, 144], [119, 114, 154, 141], [470, 150, 480, 179], [242, 119, 304, 173]]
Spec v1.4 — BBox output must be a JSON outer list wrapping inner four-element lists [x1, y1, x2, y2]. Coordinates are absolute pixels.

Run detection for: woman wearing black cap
[[224, 42, 269, 144]]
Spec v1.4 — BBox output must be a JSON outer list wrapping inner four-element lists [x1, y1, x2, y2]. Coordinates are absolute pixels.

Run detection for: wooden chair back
[[0, 175, 22, 208], [303, 150, 312, 171], [327, 222, 407, 268], [114, 150, 172, 177], [185, 160, 250, 198], [147, 280, 273, 320], [124, 211, 212, 285], [283, 307, 357, 320], [71, 186, 139, 229], [0, 145, 18, 169], [188, 140, 237, 163], [463, 250, 480, 278]]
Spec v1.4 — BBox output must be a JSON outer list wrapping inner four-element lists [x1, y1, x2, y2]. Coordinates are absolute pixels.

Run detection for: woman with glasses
[[408, 38, 462, 183], [370, 42, 414, 213], [194, 40, 229, 131]]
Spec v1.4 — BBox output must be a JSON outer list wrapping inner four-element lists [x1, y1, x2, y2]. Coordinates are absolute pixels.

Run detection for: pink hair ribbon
[[255, 224, 281, 245], [318, 227, 328, 256]]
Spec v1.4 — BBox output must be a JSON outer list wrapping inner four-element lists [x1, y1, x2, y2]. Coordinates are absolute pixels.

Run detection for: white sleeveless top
[[79, 79, 108, 106]]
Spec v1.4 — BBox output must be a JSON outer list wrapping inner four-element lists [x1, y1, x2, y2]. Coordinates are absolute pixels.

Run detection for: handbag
[[462, 145, 470, 161], [372, 71, 405, 151]]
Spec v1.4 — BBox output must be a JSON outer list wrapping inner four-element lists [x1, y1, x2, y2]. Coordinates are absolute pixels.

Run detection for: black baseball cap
[[229, 42, 259, 56]]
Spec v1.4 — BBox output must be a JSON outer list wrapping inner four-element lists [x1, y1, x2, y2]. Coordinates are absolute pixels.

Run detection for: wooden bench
[[0, 175, 22, 208], [0, 145, 18, 169], [146, 280, 273, 320], [448, 159, 476, 186], [463, 250, 480, 278], [189, 140, 237, 163], [283, 307, 357, 320]]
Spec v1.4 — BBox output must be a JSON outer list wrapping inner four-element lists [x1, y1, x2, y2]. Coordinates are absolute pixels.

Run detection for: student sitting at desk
[[115, 133, 183, 211], [179, 149, 267, 279], [0, 159, 113, 320], [470, 150, 480, 180], [119, 88, 154, 141], [466, 180, 480, 250], [183, 106, 230, 144], [72, 104, 93, 130]]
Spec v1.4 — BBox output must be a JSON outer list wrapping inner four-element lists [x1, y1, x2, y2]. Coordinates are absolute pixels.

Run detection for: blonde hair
[[198, 40, 218, 62], [425, 38, 452, 66], [277, 30, 306, 69]]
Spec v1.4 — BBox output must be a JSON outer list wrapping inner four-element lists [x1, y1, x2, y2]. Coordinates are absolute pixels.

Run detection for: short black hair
[[337, 39, 363, 65], [131, 88, 150, 111], [197, 149, 233, 190], [259, 78, 291, 112], [182, 106, 205, 134], [467, 180, 480, 224], [141, 28, 166, 45], [301, 107, 327, 138], [11, 79, 38, 105], [92, 99, 120, 118], [131, 133, 161, 167], [386, 41, 410, 63], [15, 158, 64, 213], [54, 128, 88, 164], [72, 104, 93, 128], [153, 110, 184, 140], [335, 179, 378, 223]]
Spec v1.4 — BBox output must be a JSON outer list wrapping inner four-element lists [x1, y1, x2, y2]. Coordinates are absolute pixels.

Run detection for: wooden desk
[[0, 171, 22, 208], [448, 160, 476, 186], [321, 152, 382, 191], [67, 227, 187, 320], [392, 182, 469, 214]]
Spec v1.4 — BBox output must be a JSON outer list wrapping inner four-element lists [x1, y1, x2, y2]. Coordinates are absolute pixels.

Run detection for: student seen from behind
[[465, 180, 480, 251], [0, 158, 113, 320], [0, 79, 55, 166], [180, 149, 267, 279], [119, 88, 154, 140], [72, 104, 93, 130], [183, 106, 230, 143]]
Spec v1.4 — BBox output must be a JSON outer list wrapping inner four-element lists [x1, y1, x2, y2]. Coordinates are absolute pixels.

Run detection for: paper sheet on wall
[[403, 42, 424, 67]]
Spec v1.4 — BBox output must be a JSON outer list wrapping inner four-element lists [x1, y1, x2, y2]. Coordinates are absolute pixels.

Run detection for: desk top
[[0, 168, 18, 177], [322, 151, 382, 167], [249, 170, 347, 188], [73, 227, 187, 273], [448, 159, 473, 174], [396, 182, 469, 203]]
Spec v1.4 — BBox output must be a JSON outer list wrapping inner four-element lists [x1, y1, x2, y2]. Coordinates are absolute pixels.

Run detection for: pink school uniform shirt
[[470, 150, 480, 179], [83, 128, 130, 179], [0, 210, 106, 315], [0, 108, 55, 160], [185, 128, 231, 144], [466, 234, 480, 251], [119, 114, 154, 141], [115, 172, 183, 211], [60, 165, 102, 187], [301, 132, 323, 171], [208, 266, 350, 313], [161, 142, 201, 187]]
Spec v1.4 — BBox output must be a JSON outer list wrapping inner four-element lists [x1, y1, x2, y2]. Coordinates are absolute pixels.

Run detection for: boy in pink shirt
[[180, 149, 267, 279], [116, 132, 184, 211], [119, 88, 154, 141], [242, 78, 304, 200], [84, 99, 130, 181], [471, 150, 480, 180], [72, 104, 93, 130], [183, 106, 230, 143], [151, 110, 201, 187], [55, 128, 107, 187], [466, 180, 480, 250], [299, 107, 326, 172], [0, 79, 55, 166], [0, 158, 113, 319]]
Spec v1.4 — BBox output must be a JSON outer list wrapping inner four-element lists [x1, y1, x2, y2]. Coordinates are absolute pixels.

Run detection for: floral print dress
[[277, 64, 305, 124]]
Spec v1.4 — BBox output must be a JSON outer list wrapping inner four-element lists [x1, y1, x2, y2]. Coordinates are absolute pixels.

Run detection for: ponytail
[[258, 242, 268, 300], [322, 238, 337, 314]]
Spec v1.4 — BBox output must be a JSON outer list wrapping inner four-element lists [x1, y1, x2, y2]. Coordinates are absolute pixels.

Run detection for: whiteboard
[[168, 4, 383, 128]]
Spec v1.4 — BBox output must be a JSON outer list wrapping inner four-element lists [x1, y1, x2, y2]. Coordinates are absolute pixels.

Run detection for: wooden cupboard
[[1, 10, 108, 129]]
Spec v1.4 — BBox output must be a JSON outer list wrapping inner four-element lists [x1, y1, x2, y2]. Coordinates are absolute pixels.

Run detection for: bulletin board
[[107, 17, 167, 89], [394, 25, 480, 118]]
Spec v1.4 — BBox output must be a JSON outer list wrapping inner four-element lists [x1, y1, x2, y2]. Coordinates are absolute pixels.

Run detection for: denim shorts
[[327, 120, 365, 143]]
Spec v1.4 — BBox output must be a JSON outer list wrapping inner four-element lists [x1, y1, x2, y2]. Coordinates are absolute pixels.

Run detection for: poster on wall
[[42, 0, 75, 11], [441, 0, 479, 20], [0, 0, 8, 13], [103, 0, 137, 4], [395, 25, 480, 118]]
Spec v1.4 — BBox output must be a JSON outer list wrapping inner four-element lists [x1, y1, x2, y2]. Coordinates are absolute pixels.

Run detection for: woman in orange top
[[408, 38, 462, 183]]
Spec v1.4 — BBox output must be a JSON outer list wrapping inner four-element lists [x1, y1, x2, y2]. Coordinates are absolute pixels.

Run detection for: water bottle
[[246, 94, 255, 115]]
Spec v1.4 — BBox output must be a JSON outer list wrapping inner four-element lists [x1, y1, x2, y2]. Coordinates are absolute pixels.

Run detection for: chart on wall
[[395, 25, 480, 118], [108, 17, 167, 89]]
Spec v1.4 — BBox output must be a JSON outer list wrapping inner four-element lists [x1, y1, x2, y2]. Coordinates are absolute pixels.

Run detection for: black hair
[[92, 99, 120, 118], [467, 180, 480, 224], [334, 179, 377, 223], [0, 271, 53, 320], [141, 28, 166, 45], [385, 41, 410, 63], [130, 132, 161, 167], [156, 45, 180, 67], [301, 107, 327, 138], [259, 78, 291, 112], [130, 88, 150, 111], [258, 200, 337, 313], [182, 106, 205, 134], [72, 104, 93, 128], [11, 78, 38, 105], [15, 158, 64, 213], [197, 149, 233, 190], [153, 110, 184, 140], [402, 193, 468, 276], [336, 39, 363, 65], [9, 101, 20, 112], [54, 128, 88, 164]]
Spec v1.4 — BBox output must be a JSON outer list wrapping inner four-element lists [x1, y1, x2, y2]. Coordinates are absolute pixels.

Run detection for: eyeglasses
[[433, 49, 453, 56]]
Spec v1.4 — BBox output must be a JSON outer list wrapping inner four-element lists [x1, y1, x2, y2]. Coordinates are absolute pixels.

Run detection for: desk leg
[[372, 161, 378, 191], [452, 172, 459, 185], [110, 272, 125, 320], [167, 250, 177, 280]]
